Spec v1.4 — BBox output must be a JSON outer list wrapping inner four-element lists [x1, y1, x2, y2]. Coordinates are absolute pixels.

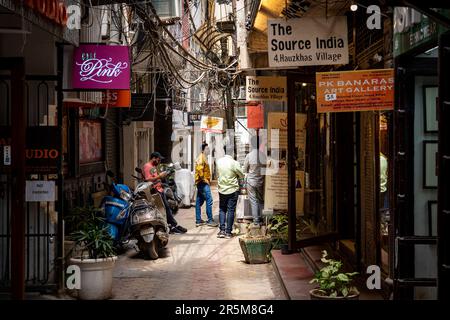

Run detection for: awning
[[194, 22, 231, 53]]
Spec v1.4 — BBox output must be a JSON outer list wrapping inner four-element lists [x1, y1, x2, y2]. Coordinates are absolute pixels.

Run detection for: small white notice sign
[[3, 146, 11, 165], [26, 181, 56, 202]]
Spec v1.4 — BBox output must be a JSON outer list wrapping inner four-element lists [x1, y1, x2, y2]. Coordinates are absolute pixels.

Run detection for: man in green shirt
[[216, 146, 244, 239]]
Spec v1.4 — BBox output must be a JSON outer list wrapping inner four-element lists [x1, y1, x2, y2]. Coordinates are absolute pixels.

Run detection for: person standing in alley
[[194, 142, 218, 227], [243, 134, 267, 226], [216, 145, 244, 239], [143, 152, 188, 234]]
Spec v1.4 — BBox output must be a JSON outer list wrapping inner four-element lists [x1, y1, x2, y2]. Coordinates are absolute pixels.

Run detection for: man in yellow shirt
[[195, 142, 218, 227]]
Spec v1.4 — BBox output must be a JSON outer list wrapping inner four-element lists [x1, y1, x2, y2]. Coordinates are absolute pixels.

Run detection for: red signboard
[[247, 104, 264, 129], [22, 0, 68, 26], [100, 90, 131, 108]]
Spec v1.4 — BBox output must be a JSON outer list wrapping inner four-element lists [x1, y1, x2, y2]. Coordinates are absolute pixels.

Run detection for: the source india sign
[[246, 76, 287, 102], [316, 68, 394, 113], [268, 16, 348, 67]]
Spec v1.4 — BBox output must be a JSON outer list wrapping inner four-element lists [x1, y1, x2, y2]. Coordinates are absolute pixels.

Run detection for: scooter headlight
[[120, 190, 131, 201]]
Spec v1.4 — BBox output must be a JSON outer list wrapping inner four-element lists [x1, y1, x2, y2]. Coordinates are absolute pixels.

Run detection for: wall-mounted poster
[[264, 112, 307, 215], [423, 140, 438, 189], [423, 86, 438, 133], [79, 120, 103, 164]]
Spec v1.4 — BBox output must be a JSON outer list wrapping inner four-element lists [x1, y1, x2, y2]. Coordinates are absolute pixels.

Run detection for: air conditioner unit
[[152, 0, 181, 18]]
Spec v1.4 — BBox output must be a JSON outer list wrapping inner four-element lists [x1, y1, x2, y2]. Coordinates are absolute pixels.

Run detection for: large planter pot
[[239, 236, 272, 264], [70, 256, 117, 300], [309, 288, 360, 300]]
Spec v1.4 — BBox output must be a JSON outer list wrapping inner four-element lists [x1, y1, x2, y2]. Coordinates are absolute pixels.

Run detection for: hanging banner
[[246, 76, 287, 102], [316, 68, 394, 113], [200, 116, 224, 133], [264, 112, 307, 215], [73, 44, 130, 90], [247, 104, 264, 129], [268, 16, 348, 67]]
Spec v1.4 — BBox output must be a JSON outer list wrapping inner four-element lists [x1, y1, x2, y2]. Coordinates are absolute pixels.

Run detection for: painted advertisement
[[73, 44, 130, 89], [268, 16, 348, 67], [264, 112, 307, 215], [316, 68, 394, 113]]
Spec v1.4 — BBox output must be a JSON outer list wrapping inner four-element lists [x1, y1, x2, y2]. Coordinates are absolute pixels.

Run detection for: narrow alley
[[112, 186, 286, 300]]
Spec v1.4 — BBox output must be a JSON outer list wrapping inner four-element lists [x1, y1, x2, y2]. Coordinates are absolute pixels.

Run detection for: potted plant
[[309, 250, 360, 300], [239, 223, 272, 264], [68, 206, 117, 300], [267, 214, 303, 253]]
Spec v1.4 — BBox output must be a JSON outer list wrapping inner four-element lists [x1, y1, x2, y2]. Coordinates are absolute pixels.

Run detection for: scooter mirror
[[135, 167, 142, 174], [106, 170, 115, 177]]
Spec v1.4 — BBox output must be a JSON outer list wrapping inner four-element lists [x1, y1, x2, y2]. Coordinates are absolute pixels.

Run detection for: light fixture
[[424, 46, 438, 55], [302, 83, 307, 87], [350, 3, 358, 11]]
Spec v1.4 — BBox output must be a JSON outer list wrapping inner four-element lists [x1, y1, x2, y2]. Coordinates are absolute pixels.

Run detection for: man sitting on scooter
[[143, 152, 187, 234]]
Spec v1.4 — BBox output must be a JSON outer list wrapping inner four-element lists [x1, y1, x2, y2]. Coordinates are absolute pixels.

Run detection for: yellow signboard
[[246, 76, 287, 102]]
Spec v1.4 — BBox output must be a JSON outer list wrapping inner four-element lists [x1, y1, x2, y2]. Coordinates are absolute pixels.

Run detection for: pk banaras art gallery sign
[[315, 68, 394, 113]]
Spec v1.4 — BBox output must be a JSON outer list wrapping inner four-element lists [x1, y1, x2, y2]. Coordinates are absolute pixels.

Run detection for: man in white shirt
[[243, 135, 267, 226]]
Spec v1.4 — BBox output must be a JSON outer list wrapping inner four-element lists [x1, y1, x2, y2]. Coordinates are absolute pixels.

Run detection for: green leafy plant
[[309, 250, 359, 298], [69, 206, 116, 259], [267, 214, 289, 248], [267, 214, 303, 248], [300, 215, 327, 236]]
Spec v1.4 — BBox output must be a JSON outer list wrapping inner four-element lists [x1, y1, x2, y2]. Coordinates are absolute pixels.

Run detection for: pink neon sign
[[73, 44, 130, 89]]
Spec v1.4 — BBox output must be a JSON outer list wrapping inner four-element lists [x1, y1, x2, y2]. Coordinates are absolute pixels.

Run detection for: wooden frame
[[423, 140, 438, 189], [428, 200, 438, 237], [423, 86, 438, 133]]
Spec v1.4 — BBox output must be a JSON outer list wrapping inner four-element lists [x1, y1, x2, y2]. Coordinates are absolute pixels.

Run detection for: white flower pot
[[70, 256, 117, 300]]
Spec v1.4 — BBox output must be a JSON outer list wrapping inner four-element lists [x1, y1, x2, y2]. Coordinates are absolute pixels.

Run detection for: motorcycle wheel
[[143, 239, 159, 260]]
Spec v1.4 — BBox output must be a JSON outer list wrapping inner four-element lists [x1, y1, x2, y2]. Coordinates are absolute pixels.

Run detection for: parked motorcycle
[[101, 170, 169, 260], [158, 162, 183, 214], [135, 163, 183, 214]]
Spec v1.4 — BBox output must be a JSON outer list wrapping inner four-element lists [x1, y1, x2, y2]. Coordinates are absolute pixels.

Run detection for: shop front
[[0, 0, 78, 298], [389, 5, 450, 300]]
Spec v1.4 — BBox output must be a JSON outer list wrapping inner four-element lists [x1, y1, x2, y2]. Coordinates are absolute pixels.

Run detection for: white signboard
[[26, 181, 56, 202], [200, 116, 224, 133], [268, 16, 349, 67], [246, 76, 287, 102], [3, 145, 11, 165]]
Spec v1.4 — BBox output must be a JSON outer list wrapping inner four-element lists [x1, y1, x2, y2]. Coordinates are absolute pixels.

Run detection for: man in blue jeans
[[216, 145, 244, 239], [195, 142, 218, 227]]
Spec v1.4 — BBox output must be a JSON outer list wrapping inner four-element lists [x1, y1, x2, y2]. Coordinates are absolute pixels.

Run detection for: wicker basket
[[239, 236, 272, 264]]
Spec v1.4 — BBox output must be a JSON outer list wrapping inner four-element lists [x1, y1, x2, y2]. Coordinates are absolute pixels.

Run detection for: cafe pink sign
[[72, 44, 130, 89]]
